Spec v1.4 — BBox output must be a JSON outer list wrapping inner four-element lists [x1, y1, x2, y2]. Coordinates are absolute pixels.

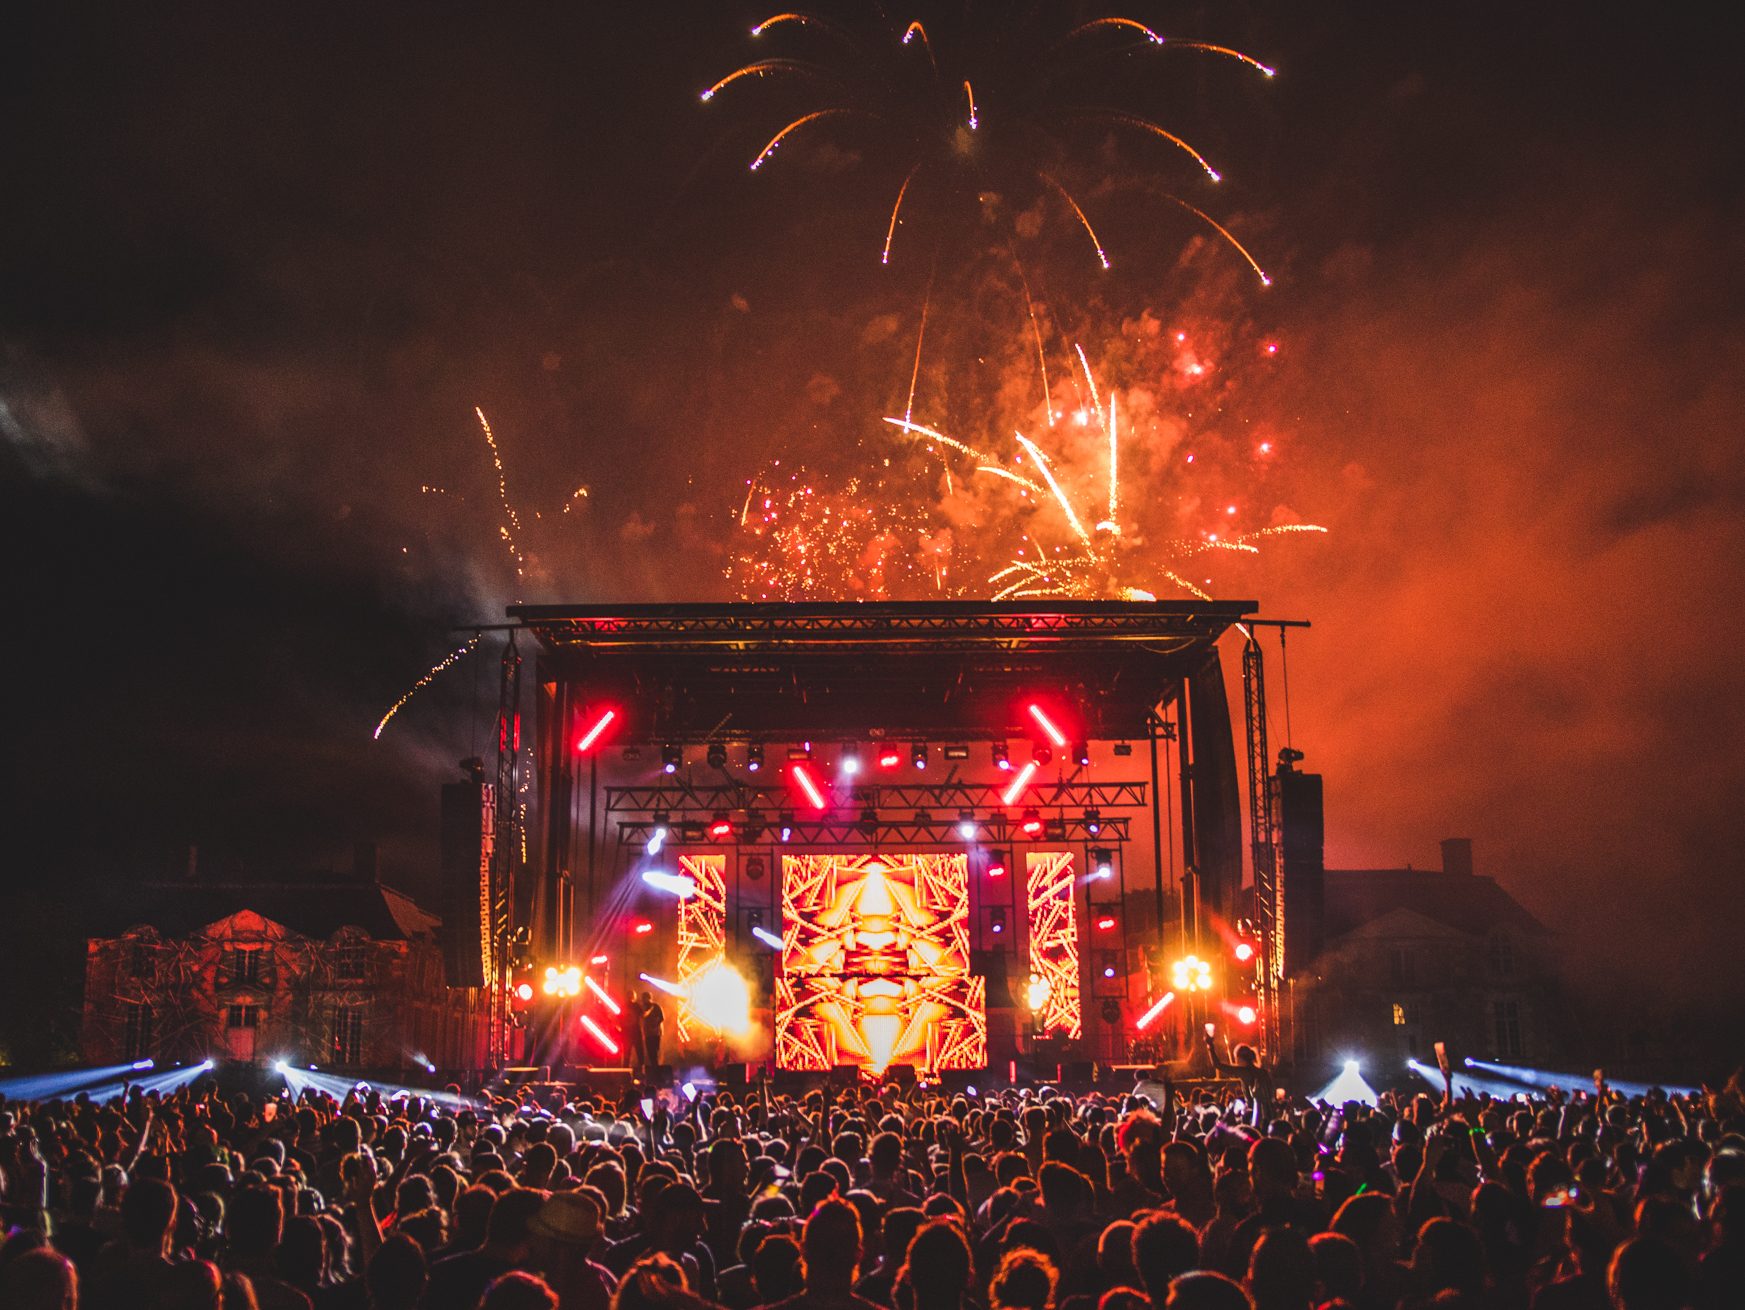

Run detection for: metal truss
[[618, 817, 1131, 846], [508, 600, 1254, 649], [605, 781, 1152, 813], [1242, 636, 1284, 1062]]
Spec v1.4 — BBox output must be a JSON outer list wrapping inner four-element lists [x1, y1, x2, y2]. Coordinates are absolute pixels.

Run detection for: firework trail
[[376, 408, 589, 738], [373, 634, 483, 740]]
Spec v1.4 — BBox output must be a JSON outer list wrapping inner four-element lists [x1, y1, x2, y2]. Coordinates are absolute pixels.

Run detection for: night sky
[[5, 4, 1743, 1062]]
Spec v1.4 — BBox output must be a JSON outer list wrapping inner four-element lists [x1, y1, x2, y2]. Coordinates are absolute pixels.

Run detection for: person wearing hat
[[529, 1191, 617, 1310]]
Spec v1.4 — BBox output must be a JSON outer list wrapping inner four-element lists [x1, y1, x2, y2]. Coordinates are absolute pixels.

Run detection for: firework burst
[[706, 8, 1275, 280]]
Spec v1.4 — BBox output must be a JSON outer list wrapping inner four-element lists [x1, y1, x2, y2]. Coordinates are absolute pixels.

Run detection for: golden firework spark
[[373, 634, 482, 741]]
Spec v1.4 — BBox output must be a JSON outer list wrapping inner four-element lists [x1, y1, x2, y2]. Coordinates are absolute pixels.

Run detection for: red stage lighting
[[1019, 808, 1043, 837], [790, 762, 828, 811], [632, 920, 654, 935], [708, 812, 733, 839], [1234, 941, 1255, 964], [1236, 1004, 1258, 1026], [578, 1013, 620, 1055], [878, 746, 902, 768], [575, 708, 618, 753], [513, 980, 534, 1004], [1027, 703, 1068, 747], [1096, 915, 1117, 931], [1135, 991, 1175, 1030], [987, 862, 1007, 878], [1002, 760, 1039, 805]]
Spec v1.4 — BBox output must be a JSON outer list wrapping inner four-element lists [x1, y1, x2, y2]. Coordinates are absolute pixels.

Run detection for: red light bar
[[791, 762, 828, 811], [575, 708, 617, 753], [1001, 760, 1039, 805], [578, 1013, 620, 1055], [1027, 703, 1068, 747], [1135, 991, 1175, 1030]]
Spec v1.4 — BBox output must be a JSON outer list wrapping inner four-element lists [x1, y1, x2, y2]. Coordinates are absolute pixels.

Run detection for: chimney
[[1440, 837, 1473, 878], [353, 841, 379, 882]]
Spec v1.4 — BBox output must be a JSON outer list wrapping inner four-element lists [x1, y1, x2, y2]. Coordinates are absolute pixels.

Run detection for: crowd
[[0, 1061, 1740, 1310]]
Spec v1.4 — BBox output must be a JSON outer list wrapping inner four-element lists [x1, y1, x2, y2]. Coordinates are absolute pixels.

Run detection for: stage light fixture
[[1072, 740, 1091, 767], [914, 809, 933, 827], [877, 744, 902, 769], [858, 806, 879, 834], [679, 821, 706, 842], [642, 869, 699, 899], [708, 812, 733, 840], [1096, 915, 1117, 931], [993, 742, 1011, 771], [746, 743, 764, 772], [1233, 940, 1256, 964], [956, 811, 977, 840], [513, 979, 536, 1003], [790, 763, 828, 811], [707, 741, 727, 769], [778, 809, 795, 842], [1237, 1005, 1258, 1026], [1020, 808, 1043, 837], [1103, 965, 1117, 978], [943, 744, 970, 760], [990, 906, 1007, 935], [1085, 809, 1103, 836], [1171, 954, 1213, 992], [1044, 818, 1068, 841], [575, 708, 618, 754], [1135, 991, 1175, 1029], [752, 925, 784, 950], [787, 742, 813, 760], [646, 826, 667, 855], [661, 744, 682, 774], [987, 857, 1007, 878], [1002, 760, 1039, 805], [742, 808, 765, 841], [1090, 847, 1113, 879], [1034, 745, 1053, 766], [911, 742, 928, 770], [839, 742, 862, 776], [632, 920, 654, 935], [1113, 742, 1134, 756]]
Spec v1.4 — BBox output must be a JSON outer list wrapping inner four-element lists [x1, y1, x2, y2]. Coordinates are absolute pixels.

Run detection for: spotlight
[[1103, 965, 1117, 978], [708, 812, 733, 840], [993, 741, 1011, 771], [273, 1059, 290, 1074], [632, 920, 654, 935], [1343, 1057, 1361, 1074], [707, 741, 727, 769], [1090, 847, 1113, 879], [642, 870, 699, 899], [839, 742, 861, 776], [1084, 809, 1103, 836], [956, 811, 977, 840], [778, 809, 795, 842], [1237, 1005, 1258, 1026], [1171, 955, 1213, 992], [661, 744, 681, 774], [911, 741, 928, 770], [987, 855, 1008, 878], [859, 806, 879, 833], [747, 742, 764, 772], [647, 811, 669, 855], [1096, 915, 1117, 931], [877, 744, 902, 769], [1234, 941, 1256, 964], [514, 979, 535, 1003], [1034, 745, 1053, 766], [1072, 740, 1091, 767], [752, 926, 784, 950], [1020, 808, 1043, 837]]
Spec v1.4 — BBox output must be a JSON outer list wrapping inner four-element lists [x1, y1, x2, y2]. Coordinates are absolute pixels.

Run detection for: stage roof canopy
[[507, 600, 1254, 742]]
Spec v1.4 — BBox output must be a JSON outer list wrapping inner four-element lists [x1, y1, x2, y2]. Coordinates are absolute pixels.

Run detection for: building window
[[1392, 1002, 1407, 1026], [222, 946, 266, 986], [227, 1004, 259, 1030], [332, 1006, 366, 1066], [1389, 948, 1416, 986], [1489, 934, 1515, 979], [122, 1004, 154, 1060], [334, 945, 369, 983], [1493, 998, 1523, 1060]]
